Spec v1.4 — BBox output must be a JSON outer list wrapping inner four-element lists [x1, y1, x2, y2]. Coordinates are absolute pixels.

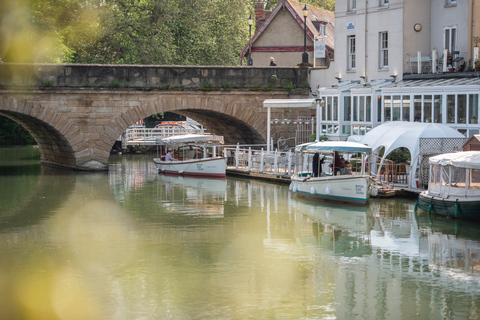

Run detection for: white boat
[[289, 141, 377, 205], [153, 134, 226, 178], [417, 151, 480, 220]]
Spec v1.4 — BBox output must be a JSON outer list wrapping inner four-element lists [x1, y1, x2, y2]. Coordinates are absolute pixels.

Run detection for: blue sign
[[347, 22, 355, 30]]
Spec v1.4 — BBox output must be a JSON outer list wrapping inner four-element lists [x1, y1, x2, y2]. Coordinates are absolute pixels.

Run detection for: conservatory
[[317, 77, 480, 140]]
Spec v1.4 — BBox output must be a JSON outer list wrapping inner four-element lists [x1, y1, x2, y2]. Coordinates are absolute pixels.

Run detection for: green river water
[[0, 146, 479, 319]]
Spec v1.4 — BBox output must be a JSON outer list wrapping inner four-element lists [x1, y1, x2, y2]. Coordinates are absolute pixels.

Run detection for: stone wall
[[0, 63, 309, 90]]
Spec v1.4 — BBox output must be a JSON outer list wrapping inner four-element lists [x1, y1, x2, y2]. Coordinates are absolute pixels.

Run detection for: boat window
[[470, 169, 480, 190], [441, 167, 450, 187], [431, 165, 441, 185], [451, 167, 466, 188]]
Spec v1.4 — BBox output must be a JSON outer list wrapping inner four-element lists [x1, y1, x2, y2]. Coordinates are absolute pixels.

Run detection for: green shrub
[[43, 80, 54, 87], [282, 81, 296, 89], [110, 80, 120, 88]]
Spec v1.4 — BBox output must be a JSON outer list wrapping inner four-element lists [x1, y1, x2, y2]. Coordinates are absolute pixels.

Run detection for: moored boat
[[289, 141, 377, 205], [153, 134, 226, 178], [417, 151, 480, 220]]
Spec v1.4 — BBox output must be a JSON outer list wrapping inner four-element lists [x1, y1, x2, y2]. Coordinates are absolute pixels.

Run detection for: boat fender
[[427, 204, 432, 216], [289, 183, 293, 191], [310, 186, 316, 194], [414, 201, 418, 213], [292, 184, 297, 192], [371, 187, 378, 197], [454, 200, 459, 217], [325, 186, 330, 195]]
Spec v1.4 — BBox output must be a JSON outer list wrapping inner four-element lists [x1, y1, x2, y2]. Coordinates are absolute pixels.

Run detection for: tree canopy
[[0, 0, 334, 65]]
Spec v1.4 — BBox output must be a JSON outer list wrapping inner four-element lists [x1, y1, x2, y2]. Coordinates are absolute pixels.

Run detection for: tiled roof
[[241, 0, 335, 59]]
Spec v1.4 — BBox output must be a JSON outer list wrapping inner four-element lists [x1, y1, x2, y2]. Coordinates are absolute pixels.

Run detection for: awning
[[263, 99, 316, 108], [156, 134, 224, 145], [429, 151, 480, 169], [296, 140, 372, 153]]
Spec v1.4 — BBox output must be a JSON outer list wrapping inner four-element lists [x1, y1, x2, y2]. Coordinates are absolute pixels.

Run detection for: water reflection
[[0, 150, 479, 319]]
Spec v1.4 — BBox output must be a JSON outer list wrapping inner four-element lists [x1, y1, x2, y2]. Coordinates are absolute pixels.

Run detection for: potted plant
[[475, 58, 480, 72]]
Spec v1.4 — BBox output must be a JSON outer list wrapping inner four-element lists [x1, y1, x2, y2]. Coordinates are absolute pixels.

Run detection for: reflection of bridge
[[0, 63, 310, 170]]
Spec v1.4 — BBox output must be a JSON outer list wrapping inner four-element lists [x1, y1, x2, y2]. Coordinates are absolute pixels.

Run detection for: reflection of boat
[[157, 174, 226, 194], [292, 199, 372, 233], [418, 151, 480, 220], [290, 141, 377, 205], [153, 134, 226, 178]]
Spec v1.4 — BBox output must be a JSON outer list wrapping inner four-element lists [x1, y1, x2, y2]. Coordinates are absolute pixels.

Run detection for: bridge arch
[[1, 63, 310, 170]]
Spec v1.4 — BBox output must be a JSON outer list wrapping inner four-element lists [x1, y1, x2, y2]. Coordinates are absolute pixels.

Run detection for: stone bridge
[[0, 63, 311, 170]]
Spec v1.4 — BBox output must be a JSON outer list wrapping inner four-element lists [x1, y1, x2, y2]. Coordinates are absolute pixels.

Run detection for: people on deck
[[312, 152, 325, 177], [165, 149, 177, 161], [270, 57, 277, 66], [193, 149, 204, 159]]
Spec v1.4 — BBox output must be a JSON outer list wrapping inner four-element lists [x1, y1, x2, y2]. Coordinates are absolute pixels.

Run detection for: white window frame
[[444, 26, 457, 56], [381, 0, 389, 6], [348, 36, 356, 71], [320, 24, 326, 36], [379, 32, 388, 69], [348, 0, 356, 11]]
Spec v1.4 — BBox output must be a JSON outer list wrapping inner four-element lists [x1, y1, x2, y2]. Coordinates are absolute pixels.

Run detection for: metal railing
[[224, 146, 294, 176], [122, 126, 205, 147]]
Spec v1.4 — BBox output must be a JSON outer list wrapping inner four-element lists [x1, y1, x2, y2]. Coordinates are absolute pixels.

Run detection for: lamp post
[[248, 15, 254, 66], [302, 4, 309, 64]]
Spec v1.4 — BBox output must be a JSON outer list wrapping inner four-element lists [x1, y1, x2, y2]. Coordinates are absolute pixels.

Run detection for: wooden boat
[[417, 151, 480, 220], [153, 134, 226, 178], [289, 141, 377, 205]]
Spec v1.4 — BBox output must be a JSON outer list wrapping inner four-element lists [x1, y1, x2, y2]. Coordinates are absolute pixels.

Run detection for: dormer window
[[320, 24, 326, 36]]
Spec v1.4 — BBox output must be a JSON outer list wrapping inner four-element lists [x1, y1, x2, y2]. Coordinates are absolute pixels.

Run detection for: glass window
[[342, 125, 351, 134], [458, 94, 466, 124], [392, 95, 400, 121], [423, 95, 432, 123], [348, 36, 356, 70], [458, 129, 467, 136], [326, 96, 332, 121], [377, 95, 382, 122], [469, 94, 478, 124], [444, 26, 457, 57], [353, 125, 359, 135], [349, 0, 356, 11], [434, 95, 442, 123], [447, 95, 455, 123], [334, 125, 339, 134], [379, 32, 388, 69], [344, 96, 351, 121], [353, 96, 358, 121], [402, 95, 410, 121], [470, 129, 479, 137], [359, 96, 365, 121], [333, 97, 338, 121], [321, 125, 327, 134], [414, 95, 422, 122], [366, 96, 372, 122], [384, 95, 391, 121], [366, 126, 372, 132], [359, 126, 366, 135], [322, 99, 326, 121]]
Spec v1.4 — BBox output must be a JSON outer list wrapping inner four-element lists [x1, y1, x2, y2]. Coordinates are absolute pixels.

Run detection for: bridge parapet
[[0, 63, 309, 91]]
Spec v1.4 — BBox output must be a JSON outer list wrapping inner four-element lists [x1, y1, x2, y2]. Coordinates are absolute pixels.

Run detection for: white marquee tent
[[359, 122, 465, 188]]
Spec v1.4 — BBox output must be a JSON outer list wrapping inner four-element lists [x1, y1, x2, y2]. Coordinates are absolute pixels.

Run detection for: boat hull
[[153, 157, 226, 178], [290, 175, 373, 205], [418, 192, 480, 220]]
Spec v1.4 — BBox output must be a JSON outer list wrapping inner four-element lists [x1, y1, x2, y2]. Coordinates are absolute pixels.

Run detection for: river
[[1, 146, 479, 319]]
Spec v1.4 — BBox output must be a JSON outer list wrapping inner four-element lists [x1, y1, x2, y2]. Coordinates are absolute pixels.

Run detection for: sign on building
[[347, 22, 355, 30], [315, 40, 326, 58]]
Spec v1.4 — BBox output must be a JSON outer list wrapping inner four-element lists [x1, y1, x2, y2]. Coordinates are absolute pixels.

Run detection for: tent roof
[[429, 151, 480, 169], [295, 140, 372, 153], [359, 122, 465, 162], [156, 134, 224, 145]]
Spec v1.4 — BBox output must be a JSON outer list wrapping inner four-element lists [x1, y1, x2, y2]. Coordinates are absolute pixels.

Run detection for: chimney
[[254, 0, 265, 33]]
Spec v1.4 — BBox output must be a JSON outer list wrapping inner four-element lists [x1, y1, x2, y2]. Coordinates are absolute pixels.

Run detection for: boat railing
[[123, 126, 205, 146], [224, 146, 294, 176]]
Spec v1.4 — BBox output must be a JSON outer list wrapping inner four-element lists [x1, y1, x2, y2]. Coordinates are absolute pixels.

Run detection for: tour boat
[[289, 141, 377, 205], [153, 134, 226, 178], [417, 151, 480, 220]]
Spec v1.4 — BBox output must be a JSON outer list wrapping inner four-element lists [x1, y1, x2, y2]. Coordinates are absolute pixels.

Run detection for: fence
[[224, 146, 294, 176], [122, 126, 205, 147]]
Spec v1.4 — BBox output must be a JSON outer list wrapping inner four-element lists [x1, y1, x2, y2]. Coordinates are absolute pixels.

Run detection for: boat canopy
[[156, 134, 224, 145], [295, 141, 372, 153], [429, 151, 480, 169]]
